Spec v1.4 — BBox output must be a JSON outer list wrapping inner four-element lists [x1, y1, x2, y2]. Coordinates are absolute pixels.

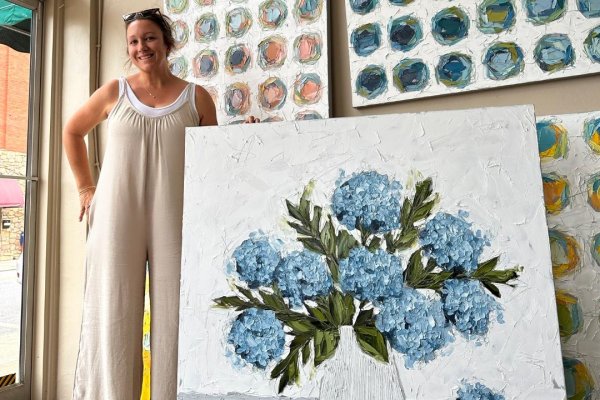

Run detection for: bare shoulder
[[194, 84, 218, 126], [91, 79, 120, 116]]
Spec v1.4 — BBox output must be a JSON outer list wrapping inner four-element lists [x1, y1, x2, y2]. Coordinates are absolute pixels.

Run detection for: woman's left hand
[[244, 116, 261, 123]]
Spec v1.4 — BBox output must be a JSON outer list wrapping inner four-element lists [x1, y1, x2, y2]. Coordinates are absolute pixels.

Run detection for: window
[[0, 0, 42, 398]]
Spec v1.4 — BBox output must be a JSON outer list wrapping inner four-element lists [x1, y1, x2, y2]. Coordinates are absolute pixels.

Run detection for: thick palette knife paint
[[178, 106, 564, 400], [537, 111, 600, 400], [346, 0, 600, 107], [164, 0, 329, 125]]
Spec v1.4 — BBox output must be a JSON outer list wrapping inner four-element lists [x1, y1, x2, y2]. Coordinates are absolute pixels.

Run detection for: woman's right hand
[[78, 186, 96, 222]]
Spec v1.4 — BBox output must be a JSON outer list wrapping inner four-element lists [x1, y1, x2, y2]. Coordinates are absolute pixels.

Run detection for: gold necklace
[[144, 87, 157, 99]]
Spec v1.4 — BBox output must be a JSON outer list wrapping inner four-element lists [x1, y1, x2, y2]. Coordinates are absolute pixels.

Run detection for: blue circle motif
[[585, 26, 600, 63], [432, 7, 470, 46], [355, 65, 388, 99], [388, 15, 423, 52], [534, 34, 575, 72], [351, 23, 382, 57], [392, 58, 429, 92], [525, 0, 567, 24], [483, 42, 525, 80], [349, 0, 379, 15], [477, 0, 516, 34], [577, 0, 600, 18], [436, 53, 473, 88]]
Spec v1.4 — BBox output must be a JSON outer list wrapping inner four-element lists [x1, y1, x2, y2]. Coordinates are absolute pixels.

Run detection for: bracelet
[[78, 185, 96, 195]]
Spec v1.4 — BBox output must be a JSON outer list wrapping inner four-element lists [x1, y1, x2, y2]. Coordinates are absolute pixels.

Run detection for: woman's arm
[[63, 79, 119, 221], [195, 85, 218, 127]]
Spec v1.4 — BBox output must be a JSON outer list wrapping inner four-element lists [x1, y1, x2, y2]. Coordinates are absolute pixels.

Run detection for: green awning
[[0, 0, 32, 53]]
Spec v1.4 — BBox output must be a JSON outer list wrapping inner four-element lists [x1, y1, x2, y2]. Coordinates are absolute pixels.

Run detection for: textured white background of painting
[[538, 111, 600, 399], [165, 0, 329, 124], [179, 106, 564, 399], [346, 0, 600, 107]]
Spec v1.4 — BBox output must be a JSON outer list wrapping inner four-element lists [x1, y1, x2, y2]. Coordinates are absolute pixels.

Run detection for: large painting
[[178, 106, 565, 399], [537, 111, 600, 400], [345, 0, 600, 107], [164, 0, 329, 124]]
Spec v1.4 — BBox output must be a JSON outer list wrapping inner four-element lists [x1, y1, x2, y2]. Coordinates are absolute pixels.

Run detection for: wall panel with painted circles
[[345, 0, 600, 107], [166, 0, 329, 124]]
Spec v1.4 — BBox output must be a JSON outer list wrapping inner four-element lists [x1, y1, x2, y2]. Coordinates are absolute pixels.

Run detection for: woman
[[64, 9, 256, 399]]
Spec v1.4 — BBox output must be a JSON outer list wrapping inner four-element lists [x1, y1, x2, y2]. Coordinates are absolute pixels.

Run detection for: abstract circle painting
[[258, 77, 288, 110], [355, 65, 388, 99], [351, 23, 381, 57], [294, 0, 323, 23], [536, 120, 569, 160], [525, 0, 566, 25], [478, 0, 516, 34], [193, 50, 219, 78], [259, 0, 288, 29], [225, 44, 252, 74], [436, 53, 473, 88], [294, 73, 323, 105], [224, 83, 251, 116], [388, 16, 423, 52], [294, 33, 322, 64], [432, 7, 470, 46], [392, 59, 429, 92], [194, 13, 219, 43], [172, 20, 189, 50], [226, 8, 253, 38], [534, 34, 575, 73], [483, 42, 524, 80], [257, 36, 288, 70]]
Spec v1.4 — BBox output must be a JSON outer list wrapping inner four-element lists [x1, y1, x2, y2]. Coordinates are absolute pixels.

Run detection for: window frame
[[0, 0, 43, 398]]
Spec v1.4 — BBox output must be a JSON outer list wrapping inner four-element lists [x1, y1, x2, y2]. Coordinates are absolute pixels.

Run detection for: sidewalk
[[0, 260, 16, 272]]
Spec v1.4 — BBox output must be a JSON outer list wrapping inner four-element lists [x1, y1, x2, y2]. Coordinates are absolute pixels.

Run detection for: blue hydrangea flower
[[339, 247, 403, 301], [227, 308, 285, 369], [419, 212, 489, 273], [442, 279, 503, 338], [275, 250, 333, 307], [458, 382, 505, 400], [232, 237, 280, 288], [332, 171, 402, 233], [375, 288, 453, 367]]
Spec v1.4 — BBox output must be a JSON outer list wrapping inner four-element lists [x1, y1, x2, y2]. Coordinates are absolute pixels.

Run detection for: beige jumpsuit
[[73, 77, 199, 400]]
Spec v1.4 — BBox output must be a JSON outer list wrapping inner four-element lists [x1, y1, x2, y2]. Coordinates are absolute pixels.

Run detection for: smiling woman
[[62, 7, 222, 400]]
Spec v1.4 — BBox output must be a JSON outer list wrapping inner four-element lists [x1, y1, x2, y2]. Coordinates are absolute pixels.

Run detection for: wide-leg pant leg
[[73, 194, 147, 400], [146, 124, 185, 399]]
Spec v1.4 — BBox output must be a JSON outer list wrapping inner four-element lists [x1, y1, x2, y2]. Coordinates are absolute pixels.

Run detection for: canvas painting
[[345, 0, 600, 107], [537, 111, 600, 400], [164, 0, 329, 125], [178, 106, 565, 399]]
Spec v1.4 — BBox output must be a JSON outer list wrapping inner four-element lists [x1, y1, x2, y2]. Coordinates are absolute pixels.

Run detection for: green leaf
[[337, 230, 358, 259], [271, 352, 293, 379], [314, 329, 339, 367], [302, 342, 311, 365], [235, 285, 256, 302], [320, 220, 335, 255], [414, 178, 433, 206], [306, 305, 329, 322], [403, 250, 424, 285], [425, 257, 437, 273], [326, 258, 340, 284], [484, 268, 520, 284], [288, 221, 313, 237], [310, 206, 322, 233], [277, 373, 290, 394], [259, 290, 286, 310], [400, 198, 412, 228], [412, 199, 435, 222], [397, 228, 418, 247], [287, 320, 315, 335], [299, 237, 325, 254], [472, 257, 499, 278], [481, 280, 501, 298], [286, 199, 303, 222], [367, 236, 382, 252], [299, 198, 310, 221], [354, 325, 389, 363], [342, 294, 356, 325], [329, 292, 347, 326], [355, 308, 374, 327], [213, 296, 248, 309]]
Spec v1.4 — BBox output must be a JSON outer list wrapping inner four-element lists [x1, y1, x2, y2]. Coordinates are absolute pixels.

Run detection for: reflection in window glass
[[0, 0, 32, 389]]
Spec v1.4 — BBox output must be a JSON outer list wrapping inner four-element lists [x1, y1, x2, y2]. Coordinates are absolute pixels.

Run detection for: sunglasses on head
[[122, 8, 161, 23]]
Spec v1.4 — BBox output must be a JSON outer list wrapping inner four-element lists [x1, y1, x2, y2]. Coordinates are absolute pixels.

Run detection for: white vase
[[319, 326, 406, 400]]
